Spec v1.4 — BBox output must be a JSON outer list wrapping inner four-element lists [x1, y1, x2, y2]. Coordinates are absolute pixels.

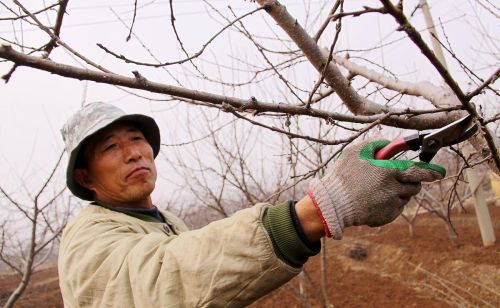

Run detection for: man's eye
[[104, 144, 116, 151], [132, 136, 144, 141]]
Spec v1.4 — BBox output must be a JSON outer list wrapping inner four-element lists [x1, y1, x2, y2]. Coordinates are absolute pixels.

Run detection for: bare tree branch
[[34, 151, 64, 200], [255, 0, 398, 116], [43, 0, 69, 56], [485, 113, 500, 125], [380, 0, 500, 170], [126, 0, 138, 42], [306, 1, 344, 108], [0, 185, 31, 221], [330, 6, 387, 21], [0, 2, 58, 21], [11, 0, 111, 74], [0, 44, 465, 130], [97, 6, 265, 67], [466, 67, 500, 99], [313, 0, 342, 42], [326, 51, 464, 108]]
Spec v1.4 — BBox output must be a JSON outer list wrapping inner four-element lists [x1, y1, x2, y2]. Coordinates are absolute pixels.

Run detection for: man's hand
[[307, 139, 446, 239]]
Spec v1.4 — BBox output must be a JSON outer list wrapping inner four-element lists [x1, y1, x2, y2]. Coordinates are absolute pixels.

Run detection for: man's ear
[[73, 169, 95, 192]]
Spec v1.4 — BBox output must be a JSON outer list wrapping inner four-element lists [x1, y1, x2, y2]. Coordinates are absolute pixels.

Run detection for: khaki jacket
[[58, 203, 300, 307]]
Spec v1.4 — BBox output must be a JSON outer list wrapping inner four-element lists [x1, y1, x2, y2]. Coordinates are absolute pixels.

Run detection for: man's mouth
[[126, 167, 150, 179]]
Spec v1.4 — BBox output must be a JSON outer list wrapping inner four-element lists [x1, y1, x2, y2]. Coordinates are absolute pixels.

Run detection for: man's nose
[[123, 144, 142, 162]]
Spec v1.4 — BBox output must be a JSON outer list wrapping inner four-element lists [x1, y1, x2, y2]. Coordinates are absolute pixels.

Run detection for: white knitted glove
[[308, 140, 446, 239]]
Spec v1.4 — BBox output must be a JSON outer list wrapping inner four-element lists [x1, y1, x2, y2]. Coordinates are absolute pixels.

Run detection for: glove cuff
[[307, 188, 332, 238], [309, 177, 358, 240]]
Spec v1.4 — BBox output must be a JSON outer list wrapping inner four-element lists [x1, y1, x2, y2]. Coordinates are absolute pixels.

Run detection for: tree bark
[[0, 44, 463, 130]]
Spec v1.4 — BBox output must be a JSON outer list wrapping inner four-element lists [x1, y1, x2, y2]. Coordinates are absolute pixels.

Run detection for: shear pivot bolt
[[427, 139, 439, 149]]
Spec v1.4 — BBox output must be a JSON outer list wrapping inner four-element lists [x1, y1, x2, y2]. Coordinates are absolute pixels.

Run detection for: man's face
[[74, 121, 157, 207]]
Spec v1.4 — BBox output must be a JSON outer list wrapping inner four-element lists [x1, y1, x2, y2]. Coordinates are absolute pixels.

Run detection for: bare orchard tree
[[400, 199, 422, 237], [0, 152, 73, 308], [400, 147, 466, 239], [412, 147, 489, 247], [0, 2, 497, 307], [0, 1, 498, 304], [160, 106, 337, 306], [162, 107, 303, 223], [0, 0, 498, 175]]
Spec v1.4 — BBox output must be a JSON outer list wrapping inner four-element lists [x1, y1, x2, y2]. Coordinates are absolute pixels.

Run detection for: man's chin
[[119, 182, 155, 202]]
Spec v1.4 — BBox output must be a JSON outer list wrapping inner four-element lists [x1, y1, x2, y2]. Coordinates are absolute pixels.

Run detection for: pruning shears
[[374, 115, 478, 163]]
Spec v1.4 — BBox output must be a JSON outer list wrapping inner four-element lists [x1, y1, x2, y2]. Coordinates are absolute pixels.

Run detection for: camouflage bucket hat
[[61, 102, 160, 200]]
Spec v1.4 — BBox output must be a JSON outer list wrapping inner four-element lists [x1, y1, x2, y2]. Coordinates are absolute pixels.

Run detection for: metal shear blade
[[375, 114, 478, 163], [420, 114, 478, 162]]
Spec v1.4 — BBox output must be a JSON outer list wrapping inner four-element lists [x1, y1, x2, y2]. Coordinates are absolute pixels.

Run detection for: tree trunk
[[408, 220, 416, 237], [320, 238, 331, 308], [444, 220, 461, 248], [298, 271, 308, 308]]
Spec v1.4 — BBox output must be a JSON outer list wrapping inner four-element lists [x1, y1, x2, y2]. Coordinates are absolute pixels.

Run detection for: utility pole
[[419, 0, 496, 246]]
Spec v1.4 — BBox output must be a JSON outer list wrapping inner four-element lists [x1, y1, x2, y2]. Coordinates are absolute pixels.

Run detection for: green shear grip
[[360, 140, 447, 177]]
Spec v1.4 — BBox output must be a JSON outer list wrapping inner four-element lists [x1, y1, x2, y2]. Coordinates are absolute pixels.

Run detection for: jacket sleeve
[[58, 203, 300, 308]]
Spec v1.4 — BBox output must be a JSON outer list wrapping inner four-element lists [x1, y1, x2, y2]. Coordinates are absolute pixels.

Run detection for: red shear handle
[[374, 138, 410, 160]]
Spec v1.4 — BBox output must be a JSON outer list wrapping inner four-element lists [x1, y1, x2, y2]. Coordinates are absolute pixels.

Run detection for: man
[[58, 102, 445, 307]]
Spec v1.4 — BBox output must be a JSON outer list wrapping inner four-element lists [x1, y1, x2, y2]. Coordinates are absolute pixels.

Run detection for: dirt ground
[[1, 204, 499, 307]]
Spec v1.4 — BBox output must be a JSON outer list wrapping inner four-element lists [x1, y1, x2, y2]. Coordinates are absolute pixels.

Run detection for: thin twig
[[98, 6, 265, 67], [466, 67, 500, 99], [313, 0, 342, 41], [43, 0, 69, 56], [126, 0, 138, 41], [306, 1, 344, 108], [0, 2, 58, 21], [11, 0, 111, 73]]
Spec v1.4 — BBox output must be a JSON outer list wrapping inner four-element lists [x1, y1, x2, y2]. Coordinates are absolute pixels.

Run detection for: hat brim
[[66, 114, 160, 201]]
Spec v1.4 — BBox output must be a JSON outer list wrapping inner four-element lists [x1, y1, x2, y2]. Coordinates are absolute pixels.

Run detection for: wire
[[69, 0, 324, 10], [0, 1, 325, 34]]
